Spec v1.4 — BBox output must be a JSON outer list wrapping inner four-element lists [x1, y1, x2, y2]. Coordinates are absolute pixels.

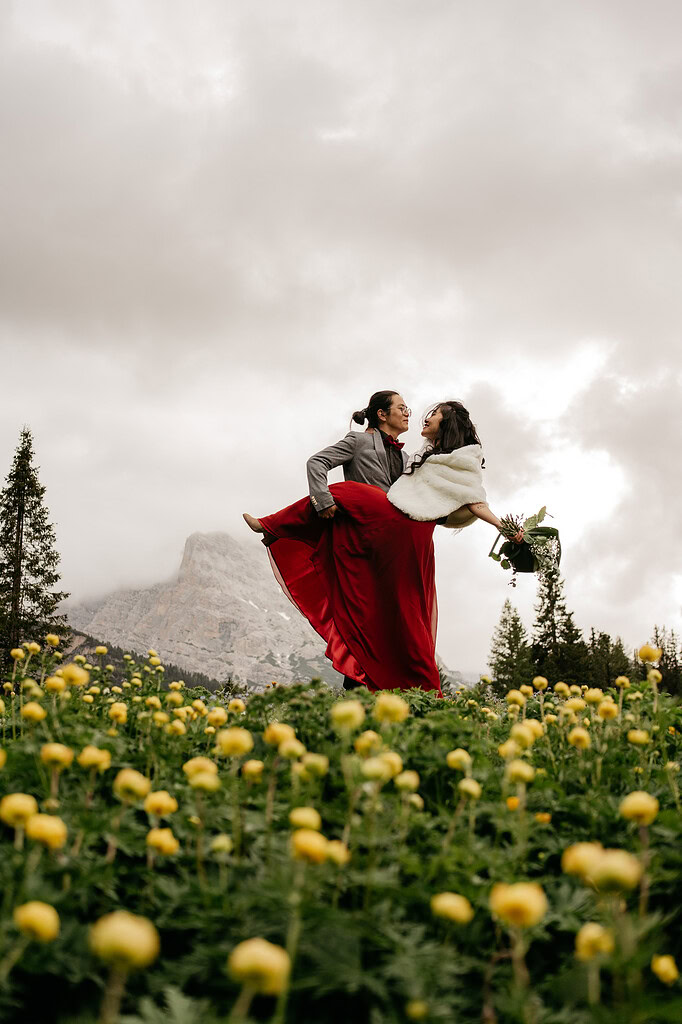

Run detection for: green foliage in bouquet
[[489, 507, 561, 587]]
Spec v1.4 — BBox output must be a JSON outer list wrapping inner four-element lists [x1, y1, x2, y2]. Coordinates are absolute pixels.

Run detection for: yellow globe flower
[[638, 644, 662, 664], [584, 688, 604, 705], [532, 676, 548, 690], [242, 759, 265, 781], [330, 699, 366, 731], [565, 697, 586, 713], [21, 702, 46, 723], [489, 882, 547, 928], [215, 727, 253, 757], [525, 719, 544, 740], [61, 663, 89, 687], [627, 729, 650, 746], [395, 770, 420, 792], [561, 842, 605, 880], [554, 682, 570, 696], [146, 827, 180, 855], [519, 685, 533, 698], [45, 676, 66, 694], [10, 647, 25, 661], [25, 813, 68, 850], [507, 796, 520, 811], [379, 751, 403, 778], [0, 793, 38, 827], [506, 690, 525, 707], [191, 699, 207, 714], [113, 769, 151, 803], [228, 698, 246, 713], [14, 901, 60, 942], [597, 700, 618, 720], [263, 721, 295, 745], [169, 680, 183, 691], [446, 748, 472, 771], [210, 834, 233, 854], [168, 719, 186, 736], [149, 656, 161, 666], [405, 1000, 429, 1020], [619, 791, 659, 826], [165, 691, 183, 707], [289, 807, 322, 831], [227, 937, 291, 996], [145, 696, 162, 709], [89, 911, 160, 968], [301, 752, 329, 777], [46, 634, 60, 647], [144, 791, 178, 817], [575, 923, 615, 961], [326, 839, 351, 866], [568, 727, 591, 749], [361, 756, 393, 782], [189, 770, 221, 792], [153, 711, 170, 726], [498, 739, 521, 760], [354, 730, 382, 756], [534, 812, 552, 824], [95, 645, 108, 656], [652, 955, 679, 985], [430, 892, 474, 924], [183, 756, 218, 778], [291, 828, 328, 864], [278, 737, 306, 760], [206, 706, 228, 728], [647, 669, 662, 685], [409, 793, 424, 811], [373, 693, 409, 724], [590, 849, 643, 891], [506, 759, 535, 784], [458, 778, 482, 800], [109, 702, 128, 724], [40, 743, 74, 769], [614, 675, 630, 688], [509, 724, 535, 749]]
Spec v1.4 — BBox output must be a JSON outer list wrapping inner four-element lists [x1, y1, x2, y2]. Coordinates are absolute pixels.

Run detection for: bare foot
[[243, 513, 264, 534]]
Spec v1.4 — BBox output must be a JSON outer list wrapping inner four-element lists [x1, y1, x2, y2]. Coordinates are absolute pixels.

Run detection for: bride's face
[[421, 406, 443, 441]]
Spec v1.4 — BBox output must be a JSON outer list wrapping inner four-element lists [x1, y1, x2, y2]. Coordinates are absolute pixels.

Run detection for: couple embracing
[[243, 391, 523, 697]]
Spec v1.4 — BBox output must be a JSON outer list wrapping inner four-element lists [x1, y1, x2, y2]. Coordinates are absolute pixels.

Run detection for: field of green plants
[[1, 640, 681, 1024]]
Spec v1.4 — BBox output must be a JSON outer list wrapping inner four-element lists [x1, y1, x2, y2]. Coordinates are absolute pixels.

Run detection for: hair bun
[[351, 408, 367, 425]]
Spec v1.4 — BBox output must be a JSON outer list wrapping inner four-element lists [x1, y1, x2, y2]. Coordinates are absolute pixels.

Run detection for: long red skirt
[[259, 481, 442, 694]]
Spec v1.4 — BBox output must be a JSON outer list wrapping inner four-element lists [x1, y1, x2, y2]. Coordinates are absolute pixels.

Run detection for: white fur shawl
[[387, 444, 487, 529]]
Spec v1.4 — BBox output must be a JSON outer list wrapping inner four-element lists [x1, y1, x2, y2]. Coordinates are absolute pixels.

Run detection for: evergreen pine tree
[[487, 598, 533, 696], [531, 563, 589, 684], [587, 628, 631, 688], [0, 428, 70, 666], [651, 625, 681, 696]]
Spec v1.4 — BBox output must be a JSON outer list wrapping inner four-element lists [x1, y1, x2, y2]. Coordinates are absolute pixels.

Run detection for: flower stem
[[98, 965, 128, 1024]]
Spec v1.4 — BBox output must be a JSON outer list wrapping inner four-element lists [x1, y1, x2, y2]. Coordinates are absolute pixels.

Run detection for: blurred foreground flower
[[489, 882, 547, 928]]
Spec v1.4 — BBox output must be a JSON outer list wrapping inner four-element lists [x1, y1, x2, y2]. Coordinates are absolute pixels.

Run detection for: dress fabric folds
[[259, 481, 442, 694]]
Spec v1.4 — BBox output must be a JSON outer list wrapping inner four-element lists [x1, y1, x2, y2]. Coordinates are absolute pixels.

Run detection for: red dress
[[259, 481, 442, 694]]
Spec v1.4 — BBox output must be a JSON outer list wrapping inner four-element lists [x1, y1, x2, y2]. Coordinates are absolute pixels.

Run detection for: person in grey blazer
[[307, 390, 411, 520]]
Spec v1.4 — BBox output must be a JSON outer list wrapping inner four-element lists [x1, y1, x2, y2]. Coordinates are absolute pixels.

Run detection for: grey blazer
[[307, 429, 409, 512]]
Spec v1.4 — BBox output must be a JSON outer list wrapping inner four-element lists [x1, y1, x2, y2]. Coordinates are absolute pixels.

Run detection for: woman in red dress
[[243, 402, 523, 694]]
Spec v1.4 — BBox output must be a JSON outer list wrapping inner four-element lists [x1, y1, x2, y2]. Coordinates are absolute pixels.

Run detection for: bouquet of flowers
[[488, 506, 561, 587]]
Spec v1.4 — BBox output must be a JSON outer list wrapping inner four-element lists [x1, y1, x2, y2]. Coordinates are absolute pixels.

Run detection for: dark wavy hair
[[405, 400, 484, 474], [350, 391, 399, 429]]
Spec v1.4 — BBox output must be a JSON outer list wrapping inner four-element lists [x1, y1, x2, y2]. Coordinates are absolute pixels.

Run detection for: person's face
[[378, 394, 410, 434], [421, 406, 443, 441]]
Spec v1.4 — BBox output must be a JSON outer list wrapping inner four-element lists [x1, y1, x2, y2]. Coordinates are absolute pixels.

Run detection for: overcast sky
[[2, 0, 681, 674]]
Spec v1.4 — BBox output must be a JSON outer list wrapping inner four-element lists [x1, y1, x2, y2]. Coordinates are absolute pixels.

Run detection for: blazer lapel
[[371, 429, 391, 483]]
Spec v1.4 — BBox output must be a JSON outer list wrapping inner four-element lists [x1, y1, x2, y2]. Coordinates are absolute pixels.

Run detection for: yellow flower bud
[[373, 693, 409, 724], [215, 727, 253, 757], [76, 745, 111, 772], [354, 730, 382, 756], [575, 923, 614, 961], [379, 751, 403, 778], [648, 669, 662, 685], [146, 827, 180, 855], [183, 757, 218, 778], [61, 663, 89, 687], [430, 892, 474, 924], [21, 702, 46, 723], [619, 791, 659, 826], [405, 1000, 429, 1020], [242, 759, 265, 781], [113, 769, 151, 802], [506, 759, 535, 783], [206, 706, 228, 728], [189, 770, 221, 792], [534, 812, 551, 824], [46, 634, 60, 647], [45, 676, 66, 693], [409, 793, 424, 811], [395, 770, 420, 792], [651, 955, 679, 985], [509, 724, 535, 749], [568, 727, 591, 749], [584, 688, 604, 705], [565, 697, 586, 713], [291, 828, 328, 864], [169, 719, 186, 736], [278, 737, 306, 760], [507, 796, 520, 811], [210, 833, 233, 854], [638, 644, 662, 664], [330, 699, 366, 731], [228, 698, 246, 713], [153, 711, 170, 725], [446, 748, 472, 771], [498, 739, 520, 760], [561, 842, 604, 880], [144, 790, 178, 817], [263, 721, 295, 745], [165, 692, 183, 707], [506, 690, 525, 707], [532, 676, 548, 690], [289, 807, 322, 830], [149, 656, 161, 666], [326, 839, 351, 866], [227, 937, 290, 995], [0, 793, 38, 827], [489, 882, 547, 928], [40, 743, 74, 769], [14, 901, 60, 942], [95, 646, 108, 656], [301, 752, 329, 777], [590, 849, 643, 891], [89, 911, 160, 968], [614, 675, 630, 688], [597, 700, 618, 720], [627, 728, 650, 746], [25, 813, 68, 850], [554, 682, 570, 696], [362, 756, 392, 782], [458, 778, 482, 800], [109, 702, 128, 724]]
